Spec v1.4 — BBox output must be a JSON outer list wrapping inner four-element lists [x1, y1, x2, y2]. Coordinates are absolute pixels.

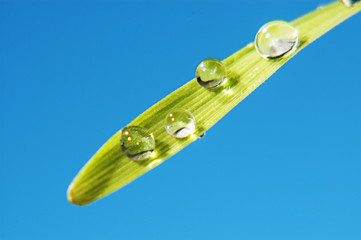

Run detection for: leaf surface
[[68, 1, 361, 205]]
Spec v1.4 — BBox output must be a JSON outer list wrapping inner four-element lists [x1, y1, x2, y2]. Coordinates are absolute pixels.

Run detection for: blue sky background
[[1, 0, 360, 239]]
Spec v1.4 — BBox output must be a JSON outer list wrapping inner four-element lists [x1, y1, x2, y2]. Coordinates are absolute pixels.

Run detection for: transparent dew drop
[[341, 0, 360, 7], [120, 126, 155, 161], [255, 21, 299, 59], [195, 58, 227, 89], [165, 109, 196, 138], [198, 132, 206, 139]]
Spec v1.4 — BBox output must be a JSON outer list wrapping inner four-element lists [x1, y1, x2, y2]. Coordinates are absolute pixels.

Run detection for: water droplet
[[198, 132, 206, 139], [147, 159, 162, 169], [165, 109, 196, 138], [196, 58, 227, 89], [341, 0, 360, 7], [255, 21, 299, 59], [120, 126, 155, 161]]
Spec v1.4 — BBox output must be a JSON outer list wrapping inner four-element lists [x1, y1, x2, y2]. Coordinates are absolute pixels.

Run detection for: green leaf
[[68, 1, 361, 205]]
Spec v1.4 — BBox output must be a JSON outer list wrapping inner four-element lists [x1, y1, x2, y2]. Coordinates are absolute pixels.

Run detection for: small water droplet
[[196, 58, 227, 89], [341, 0, 360, 7], [165, 109, 196, 138], [255, 21, 299, 59], [120, 126, 155, 161], [147, 159, 162, 169], [198, 132, 206, 139]]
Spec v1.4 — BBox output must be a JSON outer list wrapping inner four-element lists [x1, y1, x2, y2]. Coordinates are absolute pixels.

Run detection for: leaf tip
[[67, 182, 86, 206]]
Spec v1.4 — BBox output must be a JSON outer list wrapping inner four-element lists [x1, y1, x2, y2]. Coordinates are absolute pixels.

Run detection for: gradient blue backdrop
[[1, 0, 360, 239]]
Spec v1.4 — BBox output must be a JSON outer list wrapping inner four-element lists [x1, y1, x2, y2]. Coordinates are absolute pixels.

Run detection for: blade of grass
[[68, 1, 361, 205]]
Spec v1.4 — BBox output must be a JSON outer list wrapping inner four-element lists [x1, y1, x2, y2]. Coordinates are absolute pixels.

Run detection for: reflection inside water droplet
[[165, 109, 196, 138], [196, 58, 227, 89], [341, 0, 360, 6], [120, 126, 155, 161], [255, 20, 299, 59]]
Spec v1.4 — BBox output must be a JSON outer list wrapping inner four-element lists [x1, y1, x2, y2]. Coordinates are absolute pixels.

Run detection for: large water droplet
[[196, 58, 227, 89], [120, 126, 155, 161], [255, 21, 299, 59], [165, 109, 196, 138], [341, 0, 360, 6]]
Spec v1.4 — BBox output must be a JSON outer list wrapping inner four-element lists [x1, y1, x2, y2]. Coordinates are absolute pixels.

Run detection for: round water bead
[[198, 132, 206, 139], [255, 21, 299, 59], [341, 0, 360, 7], [195, 58, 227, 89], [165, 109, 196, 138], [120, 126, 155, 161]]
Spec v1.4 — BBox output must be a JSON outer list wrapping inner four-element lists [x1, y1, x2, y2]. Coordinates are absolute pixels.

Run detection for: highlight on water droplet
[[164, 109, 196, 138], [255, 20, 299, 59], [195, 58, 227, 89], [120, 126, 155, 161], [341, 0, 360, 7]]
